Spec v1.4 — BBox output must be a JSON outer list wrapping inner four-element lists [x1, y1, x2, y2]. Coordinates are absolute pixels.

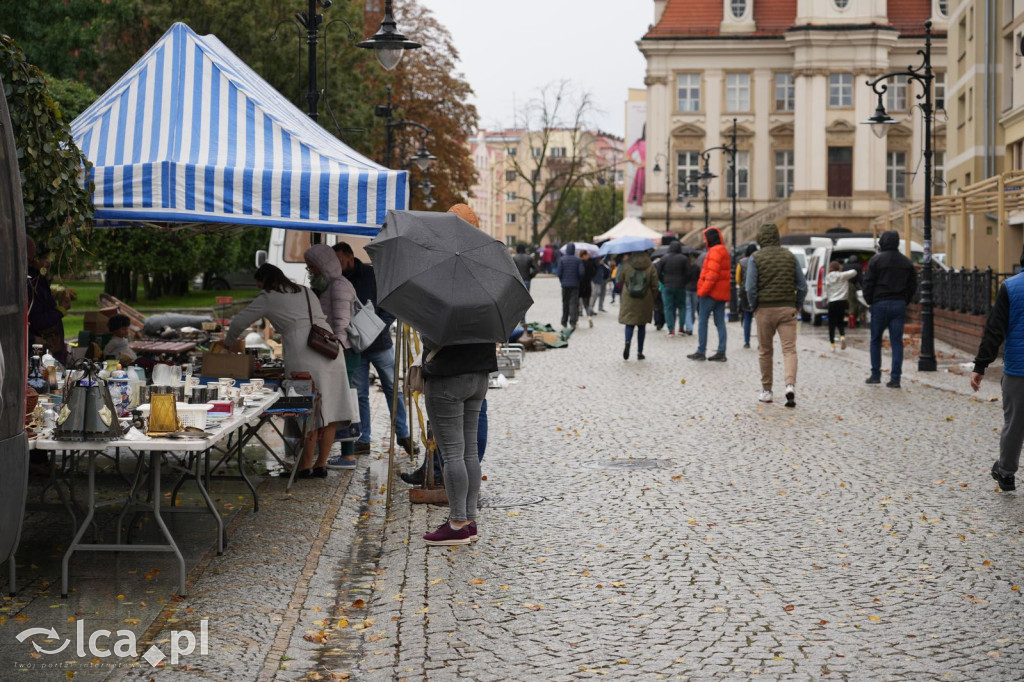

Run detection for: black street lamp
[[863, 20, 936, 372], [597, 151, 620, 229], [652, 138, 672, 232], [698, 119, 739, 317], [375, 86, 436, 205], [357, 0, 422, 71]]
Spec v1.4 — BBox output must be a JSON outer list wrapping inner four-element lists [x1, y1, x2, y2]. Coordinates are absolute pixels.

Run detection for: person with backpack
[[688, 227, 732, 362], [617, 248, 659, 360], [736, 243, 758, 348], [657, 241, 691, 336]]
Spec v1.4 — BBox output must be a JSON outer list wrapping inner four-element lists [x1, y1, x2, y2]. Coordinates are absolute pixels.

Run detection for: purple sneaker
[[468, 521, 479, 542], [423, 521, 473, 546]]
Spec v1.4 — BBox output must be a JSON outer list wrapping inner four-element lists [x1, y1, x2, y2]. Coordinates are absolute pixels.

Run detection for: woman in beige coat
[[616, 250, 660, 360]]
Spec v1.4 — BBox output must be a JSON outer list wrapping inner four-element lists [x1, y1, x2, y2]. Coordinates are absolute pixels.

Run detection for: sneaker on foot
[[326, 455, 357, 470], [743, 343, 750, 349], [840, 336, 847, 350], [886, 380, 901, 389], [423, 521, 473, 546], [991, 462, 1016, 491], [687, 352, 706, 361], [468, 521, 479, 542], [637, 352, 646, 360], [831, 342, 836, 351], [865, 375, 881, 385], [785, 384, 796, 408], [354, 441, 371, 455], [668, 330, 675, 336], [623, 344, 630, 360], [758, 390, 773, 403], [707, 352, 727, 362]]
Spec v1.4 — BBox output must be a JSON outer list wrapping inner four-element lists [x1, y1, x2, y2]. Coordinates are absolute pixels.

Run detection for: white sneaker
[[785, 384, 796, 408], [758, 390, 773, 403], [840, 336, 846, 350]]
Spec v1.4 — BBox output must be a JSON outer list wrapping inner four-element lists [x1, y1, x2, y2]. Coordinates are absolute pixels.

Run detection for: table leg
[[116, 452, 149, 545], [147, 452, 187, 597], [62, 451, 97, 599], [190, 450, 225, 555]]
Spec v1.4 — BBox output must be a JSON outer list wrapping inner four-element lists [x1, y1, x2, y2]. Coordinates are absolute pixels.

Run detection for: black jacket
[[422, 342, 498, 379], [974, 284, 1010, 374], [343, 258, 395, 353], [513, 252, 538, 281], [862, 231, 917, 305], [656, 243, 691, 289]]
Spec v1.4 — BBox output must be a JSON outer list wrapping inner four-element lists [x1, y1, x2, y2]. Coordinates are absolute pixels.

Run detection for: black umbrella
[[365, 210, 534, 346]]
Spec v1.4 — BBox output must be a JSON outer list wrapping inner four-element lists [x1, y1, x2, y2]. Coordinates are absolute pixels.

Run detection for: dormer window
[[720, 0, 755, 34], [731, 0, 746, 18], [834, 0, 849, 8]]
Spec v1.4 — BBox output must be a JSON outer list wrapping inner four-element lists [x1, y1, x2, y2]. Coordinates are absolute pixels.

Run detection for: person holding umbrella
[[598, 236, 658, 360], [366, 206, 531, 545]]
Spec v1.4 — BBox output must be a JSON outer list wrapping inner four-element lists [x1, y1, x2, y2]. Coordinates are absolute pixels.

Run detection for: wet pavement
[[3, 274, 1023, 680]]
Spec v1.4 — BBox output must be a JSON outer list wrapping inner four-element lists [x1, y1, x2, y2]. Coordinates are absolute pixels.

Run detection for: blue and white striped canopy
[[71, 22, 407, 235]]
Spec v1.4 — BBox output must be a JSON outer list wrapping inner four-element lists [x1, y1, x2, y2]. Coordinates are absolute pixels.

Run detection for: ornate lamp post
[[698, 119, 739, 317], [652, 138, 672, 232], [357, 0, 422, 70], [375, 86, 436, 205], [863, 20, 936, 371]]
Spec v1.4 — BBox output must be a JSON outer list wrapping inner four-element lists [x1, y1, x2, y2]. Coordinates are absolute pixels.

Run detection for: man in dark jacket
[[334, 242, 415, 456], [971, 245, 1024, 492], [513, 244, 538, 324], [862, 230, 918, 388], [556, 243, 585, 329], [656, 241, 690, 336]]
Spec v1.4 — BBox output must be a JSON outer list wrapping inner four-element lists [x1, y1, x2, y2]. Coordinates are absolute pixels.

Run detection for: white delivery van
[[256, 228, 373, 286]]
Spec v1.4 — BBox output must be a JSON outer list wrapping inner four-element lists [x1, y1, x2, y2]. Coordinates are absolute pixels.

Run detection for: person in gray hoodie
[[556, 243, 585, 329]]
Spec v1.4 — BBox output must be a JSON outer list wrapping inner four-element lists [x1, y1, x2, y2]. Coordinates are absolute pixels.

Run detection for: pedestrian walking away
[[579, 249, 597, 327], [863, 230, 917, 388], [745, 223, 807, 407], [684, 251, 699, 335], [689, 227, 731, 362], [591, 256, 611, 312], [334, 241, 415, 458], [825, 260, 858, 351], [513, 243, 539, 324], [556, 243, 585, 329], [736, 243, 758, 348], [656, 241, 690, 336], [971, 245, 1024, 492], [541, 243, 555, 274], [617, 249, 659, 360]]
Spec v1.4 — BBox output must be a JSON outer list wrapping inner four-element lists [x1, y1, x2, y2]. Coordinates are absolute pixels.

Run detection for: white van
[[256, 228, 374, 286], [779, 235, 832, 278], [802, 236, 938, 325]]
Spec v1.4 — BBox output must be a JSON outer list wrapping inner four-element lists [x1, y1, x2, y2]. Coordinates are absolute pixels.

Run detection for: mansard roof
[[644, 0, 937, 39]]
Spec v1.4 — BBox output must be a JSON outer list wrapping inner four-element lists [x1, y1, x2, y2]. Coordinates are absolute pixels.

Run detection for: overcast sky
[[417, 0, 652, 137]]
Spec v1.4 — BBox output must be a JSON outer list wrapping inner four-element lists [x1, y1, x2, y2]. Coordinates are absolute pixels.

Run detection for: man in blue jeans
[[334, 242, 416, 455], [862, 230, 918, 388]]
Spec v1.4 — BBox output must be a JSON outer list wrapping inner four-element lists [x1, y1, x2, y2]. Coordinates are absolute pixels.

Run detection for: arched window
[[834, 0, 849, 9], [937, 0, 948, 16], [731, 0, 746, 19]]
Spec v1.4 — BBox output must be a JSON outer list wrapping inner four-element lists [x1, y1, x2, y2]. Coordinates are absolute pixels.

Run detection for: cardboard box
[[200, 352, 253, 380], [536, 331, 562, 345], [82, 307, 118, 334]]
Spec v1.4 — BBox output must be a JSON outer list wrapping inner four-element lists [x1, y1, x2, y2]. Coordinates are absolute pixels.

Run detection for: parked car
[[779, 235, 832, 278], [802, 237, 944, 325]]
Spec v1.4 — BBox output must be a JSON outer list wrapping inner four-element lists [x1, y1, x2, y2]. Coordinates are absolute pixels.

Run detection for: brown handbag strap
[[304, 287, 314, 324]]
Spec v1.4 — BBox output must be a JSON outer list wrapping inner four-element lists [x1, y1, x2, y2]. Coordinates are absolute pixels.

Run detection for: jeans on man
[[741, 310, 754, 345], [868, 299, 906, 382], [354, 346, 410, 445], [561, 287, 580, 328], [696, 297, 727, 354], [684, 291, 698, 333], [661, 287, 686, 333]]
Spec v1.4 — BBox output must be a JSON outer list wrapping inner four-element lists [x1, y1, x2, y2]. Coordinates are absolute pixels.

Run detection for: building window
[[550, 147, 567, 158], [505, 191, 517, 201], [834, 0, 849, 8], [507, 147, 516, 157], [531, 147, 542, 159], [829, 73, 853, 107], [505, 170, 516, 182], [886, 75, 909, 111], [937, 0, 947, 16], [726, 151, 750, 199], [774, 150, 794, 199], [505, 213, 517, 224], [886, 151, 907, 200], [676, 151, 701, 200], [933, 151, 946, 191], [730, 0, 746, 18], [774, 72, 795, 111], [676, 73, 701, 112], [725, 73, 751, 112], [934, 72, 945, 110]]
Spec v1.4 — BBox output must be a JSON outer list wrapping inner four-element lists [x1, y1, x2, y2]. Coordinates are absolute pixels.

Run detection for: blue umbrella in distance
[[598, 235, 657, 256]]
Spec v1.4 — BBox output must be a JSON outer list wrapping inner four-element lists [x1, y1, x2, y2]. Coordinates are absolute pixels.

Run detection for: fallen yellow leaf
[[868, 615, 881, 622], [471, 579, 484, 585]]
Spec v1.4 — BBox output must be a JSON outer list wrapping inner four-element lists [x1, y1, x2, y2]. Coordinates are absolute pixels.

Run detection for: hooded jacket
[[305, 244, 358, 349], [616, 251, 660, 326], [697, 227, 732, 301], [862, 230, 918, 305], [656, 241, 691, 290], [556, 243, 585, 288], [746, 223, 807, 310]]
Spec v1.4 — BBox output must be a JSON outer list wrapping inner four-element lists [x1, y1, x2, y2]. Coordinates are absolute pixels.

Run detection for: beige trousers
[[755, 306, 798, 391]]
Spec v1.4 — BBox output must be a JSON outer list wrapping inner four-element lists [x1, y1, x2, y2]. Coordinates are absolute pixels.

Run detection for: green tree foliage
[[45, 77, 99, 121], [553, 185, 622, 244], [0, 35, 93, 272]]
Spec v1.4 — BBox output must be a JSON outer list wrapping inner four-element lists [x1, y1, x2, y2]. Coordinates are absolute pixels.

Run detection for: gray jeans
[[424, 372, 489, 521], [999, 374, 1024, 476]]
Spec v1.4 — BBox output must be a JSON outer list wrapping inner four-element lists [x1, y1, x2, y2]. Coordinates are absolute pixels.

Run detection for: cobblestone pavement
[[342, 275, 1022, 681]]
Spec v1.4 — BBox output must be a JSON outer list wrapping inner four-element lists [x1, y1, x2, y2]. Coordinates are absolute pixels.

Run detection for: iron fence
[[931, 267, 998, 316]]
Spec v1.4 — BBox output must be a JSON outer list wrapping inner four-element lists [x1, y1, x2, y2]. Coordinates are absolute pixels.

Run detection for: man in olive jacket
[[745, 223, 807, 407]]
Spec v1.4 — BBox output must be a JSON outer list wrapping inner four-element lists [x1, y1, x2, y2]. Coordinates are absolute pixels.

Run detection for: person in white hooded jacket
[[824, 260, 858, 350]]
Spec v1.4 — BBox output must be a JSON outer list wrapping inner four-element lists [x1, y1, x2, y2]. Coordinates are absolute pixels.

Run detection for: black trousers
[[827, 300, 848, 343], [561, 287, 580, 327]]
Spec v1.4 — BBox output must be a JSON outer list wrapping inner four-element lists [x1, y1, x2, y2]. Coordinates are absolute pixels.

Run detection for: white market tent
[[592, 217, 664, 243], [71, 23, 406, 236]]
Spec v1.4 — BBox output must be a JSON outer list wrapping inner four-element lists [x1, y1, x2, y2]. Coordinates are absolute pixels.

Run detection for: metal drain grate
[[581, 459, 672, 471], [478, 495, 545, 509]]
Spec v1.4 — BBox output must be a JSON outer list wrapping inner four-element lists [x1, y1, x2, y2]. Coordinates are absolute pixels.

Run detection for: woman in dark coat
[[616, 250, 660, 360]]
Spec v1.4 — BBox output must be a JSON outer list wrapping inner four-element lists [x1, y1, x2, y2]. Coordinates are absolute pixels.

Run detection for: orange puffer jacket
[[697, 227, 732, 302]]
